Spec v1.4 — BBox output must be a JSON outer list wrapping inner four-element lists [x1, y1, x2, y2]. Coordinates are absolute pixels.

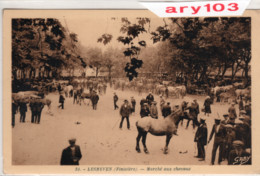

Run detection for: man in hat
[[223, 124, 236, 160], [34, 100, 45, 124], [235, 116, 251, 148], [159, 95, 165, 112], [203, 96, 212, 116], [130, 96, 136, 114], [58, 93, 65, 109], [228, 140, 251, 165], [19, 101, 27, 123], [208, 117, 226, 165], [194, 117, 208, 161], [119, 100, 132, 129], [29, 100, 37, 123], [60, 138, 82, 165], [150, 101, 158, 119], [12, 99, 18, 128], [244, 102, 251, 117], [140, 103, 150, 118], [91, 91, 99, 110], [113, 92, 119, 110], [146, 92, 154, 106], [162, 102, 171, 118], [228, 103, 237, 119], [186, 101, 199, 129]]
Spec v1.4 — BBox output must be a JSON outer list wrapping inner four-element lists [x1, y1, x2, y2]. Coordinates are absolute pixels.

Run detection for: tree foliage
[[12, 18, 85, 80]]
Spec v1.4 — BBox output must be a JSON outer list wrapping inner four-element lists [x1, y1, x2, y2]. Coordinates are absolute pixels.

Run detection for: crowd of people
[[12, 79, 251, 166]]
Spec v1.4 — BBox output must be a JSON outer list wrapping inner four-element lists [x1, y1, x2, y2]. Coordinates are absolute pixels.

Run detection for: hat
[[223, 114, 229, 118], [68, 138, 76, 143], [232, 140, 244, 147], [200, 117, 206, 121], [240, 110, 246, 114], [215, 117, 221, 121], [239, 116, 245, 120], [225, 124, 233, 128]]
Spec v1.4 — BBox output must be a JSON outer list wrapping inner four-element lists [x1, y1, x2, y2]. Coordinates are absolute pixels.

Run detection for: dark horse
[[135, 109, 183, 154]]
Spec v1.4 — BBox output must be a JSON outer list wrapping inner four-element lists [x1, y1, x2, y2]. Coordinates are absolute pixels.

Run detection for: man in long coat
[[208, 117, 226, 165], [113, 93, 119, 110], [146, 92, 154, 106], [119, 100, 132, 129], [19, 101, 27, 123], [194, 117, 208, 161], [60, 138, 82, 165], [35, 100, 44, 124], [91, 91, 99, 110]]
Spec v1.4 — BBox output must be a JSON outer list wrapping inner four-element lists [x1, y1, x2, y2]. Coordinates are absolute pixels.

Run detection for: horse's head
[[168, 109, 183, 127]]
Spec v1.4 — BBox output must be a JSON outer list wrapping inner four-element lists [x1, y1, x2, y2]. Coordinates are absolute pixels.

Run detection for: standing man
[[119, 100, 132, 130], [91, 91, 99, 110], [204, 96, 212, 116], [19, 101, 27, 123], [130, 97, 136, 114], [186, 102, 199, 129], [162, 102, 171, 118], [60, 138, 82, 165], [194, 117, 208, 161], [159, 95, 165, 113], [35, 100, 44, 124], [73, 89, 78, 104], [208, 117, 226, 165], [113, 92, 119, 110], [12, 99, 18, 128], [228, 103, 237, 119], [29, 100, 37, 123], [146, 92, 154, 106], [193, 99, 200, 120], [58, 83, 62, 93], [59, 93, 65, 109]]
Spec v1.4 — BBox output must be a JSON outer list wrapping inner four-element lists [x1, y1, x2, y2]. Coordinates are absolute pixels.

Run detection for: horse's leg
[[142, 132, 149, 154], [164, 134, 173, 154], [136, 130, 142, 153]]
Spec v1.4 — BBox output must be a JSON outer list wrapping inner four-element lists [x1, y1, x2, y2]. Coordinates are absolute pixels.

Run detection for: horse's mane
[[167, 109, 182, 124]]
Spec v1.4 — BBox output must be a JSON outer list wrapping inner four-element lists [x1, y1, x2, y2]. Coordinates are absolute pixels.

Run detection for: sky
[[58, 11, 169, 51]]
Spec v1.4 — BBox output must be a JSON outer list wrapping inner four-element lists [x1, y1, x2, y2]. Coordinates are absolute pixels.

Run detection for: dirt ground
[[12, 86, 235, 165]]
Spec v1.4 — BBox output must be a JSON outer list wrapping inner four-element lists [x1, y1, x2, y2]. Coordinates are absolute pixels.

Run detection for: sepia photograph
[[3, 10, 260, 174]]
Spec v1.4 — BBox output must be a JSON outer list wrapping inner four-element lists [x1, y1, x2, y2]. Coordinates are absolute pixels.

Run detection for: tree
[[12, 18, 85, 80]]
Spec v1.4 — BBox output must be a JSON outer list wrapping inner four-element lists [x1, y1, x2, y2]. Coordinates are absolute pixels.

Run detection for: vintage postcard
[[3, 10, 260, 174]]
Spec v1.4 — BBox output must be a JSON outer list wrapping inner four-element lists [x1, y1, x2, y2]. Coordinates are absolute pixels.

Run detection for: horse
[[135, 109, 184, 154], [79, 91, 95, 105]]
